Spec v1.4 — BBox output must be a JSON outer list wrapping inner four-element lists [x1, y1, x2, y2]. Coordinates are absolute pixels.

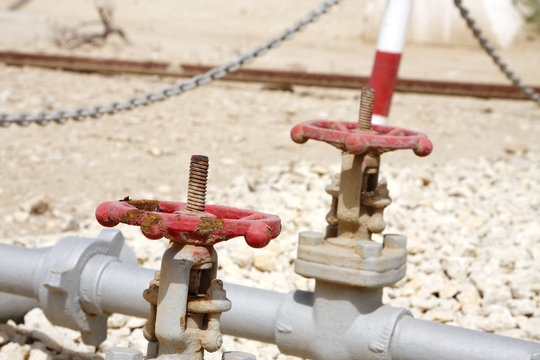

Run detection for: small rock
[[0, 342, 26, 360], [440, 258, 467, 280], [482, 287, 512, 306], [128, 328, 148, 353], [107, 314, 127, 329], [410, 296, 437, 311], [13, 211, 29, 223], [28, 348, 51, 360], [30, 199, 50, 215], [456, 288, 481, 314], [252, 254, 275, 272], [517, 316, 540, 340], [423, 308, 455, 323], [147, 147, 162, 157], [45, 220, 60, 232], [477, 306, 517, 332], [508, 299, 536, 317], [439, 284, 460, 299], [266, 241, 283, 255], [231, 248, 254, 269], [61, 217, 80, 232], [126, 317, 147, 329], [0, 330, 8, 346]]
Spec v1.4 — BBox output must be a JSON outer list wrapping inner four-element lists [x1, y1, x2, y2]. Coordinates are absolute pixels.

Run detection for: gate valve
[[96, 155, 281, 249], [290, 87, 433, 288]]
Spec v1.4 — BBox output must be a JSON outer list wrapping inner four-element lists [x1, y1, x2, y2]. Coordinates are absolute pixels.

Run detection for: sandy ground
[[0, 0, 539, 359]]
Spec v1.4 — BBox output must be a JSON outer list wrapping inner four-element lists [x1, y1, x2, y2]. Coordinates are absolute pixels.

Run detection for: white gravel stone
[[0, 342, 27, 360], [252, 253, 276, 272], [28, 347, 52, 360]]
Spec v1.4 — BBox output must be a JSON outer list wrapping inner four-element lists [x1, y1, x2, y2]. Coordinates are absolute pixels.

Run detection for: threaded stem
[[358, 87, 375, 131], [186, 155, 209, 212]]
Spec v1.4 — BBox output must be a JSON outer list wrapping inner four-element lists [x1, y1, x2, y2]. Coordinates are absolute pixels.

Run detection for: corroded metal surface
[[96, 155, 280, 248], [186, 155, 209, 213], [291, 120, 433, 156], [148, 242, 229, 359], [357, 87, 375, 131], [96, 200, 280, 248], [1, 50, 539, 100]]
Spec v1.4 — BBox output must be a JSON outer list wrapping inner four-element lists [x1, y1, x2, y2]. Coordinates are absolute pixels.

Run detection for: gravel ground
[[0, 0, 539, 359]]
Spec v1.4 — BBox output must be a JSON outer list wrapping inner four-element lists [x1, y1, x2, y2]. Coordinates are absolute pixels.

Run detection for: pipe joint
[[274, 282, 411, 360]]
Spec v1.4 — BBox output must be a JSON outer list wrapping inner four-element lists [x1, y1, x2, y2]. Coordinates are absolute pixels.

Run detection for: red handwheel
[[291, 120, 432, 156], [96, 199, 281, 248]]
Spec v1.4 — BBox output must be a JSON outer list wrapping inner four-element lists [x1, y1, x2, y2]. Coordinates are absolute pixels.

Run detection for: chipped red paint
[[96, 200, 281, 248], [291, 120, 432, 157]]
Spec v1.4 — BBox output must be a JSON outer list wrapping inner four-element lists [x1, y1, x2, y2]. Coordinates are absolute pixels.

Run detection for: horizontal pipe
[[96, 261, 156, 319], [0, 292, 39, 323], [0, 50, 539, 100], [94, 260, 285, 344], [391, 317, 540, 360], [0, 241, 539, 360], [0, 244, 48, 298], [220, 283, 286, 344]]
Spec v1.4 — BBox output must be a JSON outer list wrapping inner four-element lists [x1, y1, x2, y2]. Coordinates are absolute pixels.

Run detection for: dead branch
[[52, 3, 129, 49]]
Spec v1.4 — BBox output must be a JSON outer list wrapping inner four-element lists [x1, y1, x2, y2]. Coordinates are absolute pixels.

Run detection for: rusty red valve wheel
[[96, 199, 281, 248], [290, 120, 433, 156]]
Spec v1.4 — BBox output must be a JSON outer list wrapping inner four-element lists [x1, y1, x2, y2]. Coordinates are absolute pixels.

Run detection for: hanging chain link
[[454, 0, 540, 105], [0, 0, 342, 127]]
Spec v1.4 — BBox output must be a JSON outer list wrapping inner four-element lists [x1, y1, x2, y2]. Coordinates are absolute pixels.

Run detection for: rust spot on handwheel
[[121, 209, 146, 224], [140, 213, 163, 235], [197, 217, 224, 235], [127, 200, 160, 212]]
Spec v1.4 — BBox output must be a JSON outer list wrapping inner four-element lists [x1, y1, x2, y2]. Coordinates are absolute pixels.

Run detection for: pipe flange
[[35, 229, 128, 346], [295, 232, 407, 287]]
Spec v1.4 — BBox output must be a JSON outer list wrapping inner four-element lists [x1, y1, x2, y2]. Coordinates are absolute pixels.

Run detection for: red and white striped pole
[[369, 0, 414, 125]]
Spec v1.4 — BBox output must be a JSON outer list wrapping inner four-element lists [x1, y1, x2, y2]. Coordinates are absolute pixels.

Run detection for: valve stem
[[358, 87, 375, 131], [186, 155, 209, 212]]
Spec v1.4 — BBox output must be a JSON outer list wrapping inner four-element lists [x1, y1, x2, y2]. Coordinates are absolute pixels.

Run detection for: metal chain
[[0, 0, 342, 127], [454, 0, 540, 105]]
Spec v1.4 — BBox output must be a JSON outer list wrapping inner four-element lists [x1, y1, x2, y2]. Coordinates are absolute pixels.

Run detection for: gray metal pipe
[[0, 238, 540, 360], [97, 261, 155, 319], [391, 317, 540, 360], [92, 259, 285, 345], [0, 244, 48, 298], [0, 292, 39, 322], [220, 282, 286, 344]]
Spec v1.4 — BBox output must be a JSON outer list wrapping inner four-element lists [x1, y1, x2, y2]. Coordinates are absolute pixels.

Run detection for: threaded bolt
[[186, 155, 209, 212], [358, 86, 375, 131]]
